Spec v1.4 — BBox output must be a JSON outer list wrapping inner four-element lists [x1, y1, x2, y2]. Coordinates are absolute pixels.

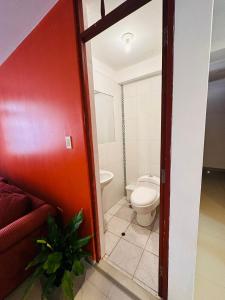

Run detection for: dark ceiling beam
[[80, 0, 152, 43]]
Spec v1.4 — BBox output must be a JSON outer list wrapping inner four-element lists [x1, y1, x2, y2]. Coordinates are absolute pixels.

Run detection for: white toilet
[[130, 175, 160, 227]]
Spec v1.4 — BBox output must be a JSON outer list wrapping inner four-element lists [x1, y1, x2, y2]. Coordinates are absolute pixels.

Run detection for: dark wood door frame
[[74, 1, 175, 299], [158, 0, 174, 298]]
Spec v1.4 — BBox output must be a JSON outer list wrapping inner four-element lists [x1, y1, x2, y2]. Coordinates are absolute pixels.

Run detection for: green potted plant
[[23, 209, 92, 300]]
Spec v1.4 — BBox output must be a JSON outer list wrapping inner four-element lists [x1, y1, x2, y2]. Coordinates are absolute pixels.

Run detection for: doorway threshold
[[94, 259, 160, 300]]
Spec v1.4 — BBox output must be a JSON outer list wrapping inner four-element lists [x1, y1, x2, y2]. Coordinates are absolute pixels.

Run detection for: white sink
[[100, 169, 114, 190]]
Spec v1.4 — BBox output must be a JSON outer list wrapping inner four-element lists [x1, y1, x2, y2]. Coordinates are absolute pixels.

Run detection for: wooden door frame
[[74, 1, 175, 299], [158, 0, 174, 298]]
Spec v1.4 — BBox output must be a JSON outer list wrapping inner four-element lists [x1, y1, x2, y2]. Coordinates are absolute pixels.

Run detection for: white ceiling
[[85, 0, 225, 70], [0, 0, 58, 65], [0, 0, 224, 68], [84, 0, 162, 70]]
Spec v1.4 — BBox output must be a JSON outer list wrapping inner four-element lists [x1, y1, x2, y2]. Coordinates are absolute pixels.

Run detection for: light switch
[[65, 136, 73, 149]]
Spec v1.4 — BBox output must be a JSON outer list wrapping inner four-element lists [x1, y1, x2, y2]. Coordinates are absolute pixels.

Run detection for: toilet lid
[[131, 187, 157, 206]]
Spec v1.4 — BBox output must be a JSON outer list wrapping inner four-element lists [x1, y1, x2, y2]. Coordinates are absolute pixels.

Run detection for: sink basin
[[100, 169, 114, 190]]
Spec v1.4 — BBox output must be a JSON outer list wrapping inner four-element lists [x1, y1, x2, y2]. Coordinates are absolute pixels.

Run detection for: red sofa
[[0, 178, 57, 299]]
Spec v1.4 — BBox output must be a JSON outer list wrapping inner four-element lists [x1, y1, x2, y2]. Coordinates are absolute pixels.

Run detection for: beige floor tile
[[98, 259, 157, 300], [104, 213, 113, 224], [107, 284, 137, 300], [107, 216, 130, 237], [123, 223, 150, 248], [85, 266, 113, 297], [104, 257, 133, 279], [104, 231, 120, 255], [145, 231, 159, 256], [80, 281, 107, 300], [133, 278, 158, 297], [118, 197, 128, 206], [134, 250, 159, 292], [109, 239, 143, 276], [115, 205, 135, 222], [107, 203, 122, 216]]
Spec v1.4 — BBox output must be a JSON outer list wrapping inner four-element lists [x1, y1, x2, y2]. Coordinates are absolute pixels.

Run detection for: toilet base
[[136, 209, 156, 227]]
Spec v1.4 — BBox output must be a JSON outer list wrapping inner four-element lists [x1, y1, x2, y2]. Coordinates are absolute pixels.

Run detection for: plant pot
[[41, 273, 85, 300]]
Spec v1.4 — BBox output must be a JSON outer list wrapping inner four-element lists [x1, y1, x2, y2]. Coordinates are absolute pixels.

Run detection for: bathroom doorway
[[75, 1, 174, 299]]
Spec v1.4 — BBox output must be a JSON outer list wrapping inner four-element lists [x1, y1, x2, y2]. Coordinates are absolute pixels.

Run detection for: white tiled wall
[[124, 75, 161, 184], [92, 60, 124, 213]]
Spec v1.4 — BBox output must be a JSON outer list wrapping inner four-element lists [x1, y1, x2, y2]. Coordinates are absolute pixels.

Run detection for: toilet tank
[[137, 175, 160, 192]]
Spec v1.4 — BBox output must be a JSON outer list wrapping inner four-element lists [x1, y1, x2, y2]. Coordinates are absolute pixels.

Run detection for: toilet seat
[[131, 187, 157, 207]]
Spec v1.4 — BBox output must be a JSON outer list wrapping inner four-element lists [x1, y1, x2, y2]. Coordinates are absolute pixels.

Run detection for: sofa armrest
[[0, 204, 56, 253]]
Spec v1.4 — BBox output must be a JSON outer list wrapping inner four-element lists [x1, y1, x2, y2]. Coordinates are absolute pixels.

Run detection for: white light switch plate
[[65, 136, 72, 149]]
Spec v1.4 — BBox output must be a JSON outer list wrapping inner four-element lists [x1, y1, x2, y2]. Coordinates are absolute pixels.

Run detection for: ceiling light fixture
[[121, 32, 134, 53]]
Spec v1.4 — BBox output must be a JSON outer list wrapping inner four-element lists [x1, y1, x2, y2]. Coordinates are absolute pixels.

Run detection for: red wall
[[0, 0, 95, 254]]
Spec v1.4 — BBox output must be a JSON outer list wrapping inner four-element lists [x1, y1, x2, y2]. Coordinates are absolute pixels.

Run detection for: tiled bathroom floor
[[104, 198, 159, 295]]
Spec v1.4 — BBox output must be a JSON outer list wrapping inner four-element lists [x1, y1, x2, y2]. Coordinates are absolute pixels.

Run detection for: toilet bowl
[[131, 175, 160, 227]]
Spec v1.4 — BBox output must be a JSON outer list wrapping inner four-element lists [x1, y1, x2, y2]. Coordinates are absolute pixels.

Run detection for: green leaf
[[74, 236, 91, 250], [41, 274, 56, 300], [22, 266, 44, 300], [72, 260, 84, 276], [25, 210, 92, 299], [26, 251, 48, 270], [61, 271, 74, 300], [36, 239, 53, 250], [76, 249, 91, 260], [47, 216, 62, 248], [65, 210, 83, 238], [43, 252, 62, 274]]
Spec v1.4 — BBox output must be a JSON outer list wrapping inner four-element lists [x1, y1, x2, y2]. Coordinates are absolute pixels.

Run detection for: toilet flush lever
[[161, 169, 166, 184]]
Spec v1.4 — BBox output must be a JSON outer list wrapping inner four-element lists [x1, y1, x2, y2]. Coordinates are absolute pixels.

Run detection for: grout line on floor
[[104, 256, 133, 279], [132, 246, 145, 280], [108, 233, 122, 256], [144, 248, 159, 258], [107, 230, 147, 251]]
